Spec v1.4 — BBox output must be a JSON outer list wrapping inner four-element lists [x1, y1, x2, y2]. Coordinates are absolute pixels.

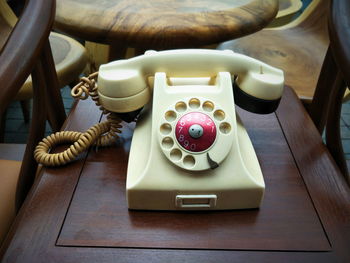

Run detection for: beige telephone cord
[[34, 72, 123, 166]]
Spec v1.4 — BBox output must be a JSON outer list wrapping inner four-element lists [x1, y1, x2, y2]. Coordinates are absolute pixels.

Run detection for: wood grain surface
[[2, 87, 350, 262], [326, 0, 350, 179], [0, 0, 66, 211], [217, 0, 329, 102], [54, 0, 278, 49], [56, 108, 329, 251], [276, 87, 350, 262]]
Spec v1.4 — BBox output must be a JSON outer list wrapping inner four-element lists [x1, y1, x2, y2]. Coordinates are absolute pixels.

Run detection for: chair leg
[[20, 100, 30, 123], [43, 41, 66, 132], [308, 47, 338, 134], [343, 87, 350, 102], [0, 110, 6, 142], [325, 73, 349, 184]]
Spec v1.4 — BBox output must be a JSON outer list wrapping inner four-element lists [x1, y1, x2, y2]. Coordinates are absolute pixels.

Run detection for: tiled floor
[[3, 86, 74, 143], [341, 102, 350, 163]]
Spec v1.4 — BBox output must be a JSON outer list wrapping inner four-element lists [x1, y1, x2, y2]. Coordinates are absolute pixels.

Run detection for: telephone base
[[127, 111, 264, 210], [128, 188, 264, 211], [126, 72, 265, 211]]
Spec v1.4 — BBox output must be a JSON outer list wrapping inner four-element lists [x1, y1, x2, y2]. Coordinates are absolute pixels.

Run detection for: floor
[[3, 86, 74, 143], [342, 103, 350, 163]]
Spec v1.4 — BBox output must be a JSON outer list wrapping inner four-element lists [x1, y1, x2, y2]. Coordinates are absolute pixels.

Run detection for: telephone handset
[[98, 49, 283, 115], [35, 49, 284, 210]]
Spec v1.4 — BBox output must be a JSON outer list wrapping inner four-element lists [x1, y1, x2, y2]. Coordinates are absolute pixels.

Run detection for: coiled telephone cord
[[34, 72, 123, 166]]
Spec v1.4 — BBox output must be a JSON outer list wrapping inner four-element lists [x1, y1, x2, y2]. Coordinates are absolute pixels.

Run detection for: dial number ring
[[158, 97, 232, 171], [175, 112, 216, 153]]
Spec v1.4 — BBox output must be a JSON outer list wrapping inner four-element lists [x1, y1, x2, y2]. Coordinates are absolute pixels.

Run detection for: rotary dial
[[175, 112, 216, 152]]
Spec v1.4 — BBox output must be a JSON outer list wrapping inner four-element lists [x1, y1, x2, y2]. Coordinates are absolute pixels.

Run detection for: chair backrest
[[277, 0, 329, 29], [329, 0, 350, 82], [0, 0, 65, 209], [0, 0, 16, 49], [308, 0, 350, 182]]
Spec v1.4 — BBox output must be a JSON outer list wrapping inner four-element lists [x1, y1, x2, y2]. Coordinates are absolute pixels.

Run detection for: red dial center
[[175, 112, 216, 152]]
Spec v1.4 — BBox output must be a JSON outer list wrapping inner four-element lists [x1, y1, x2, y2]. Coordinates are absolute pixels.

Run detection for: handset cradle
[[98, 49, 283, 114], [35, 49, 284, 211]]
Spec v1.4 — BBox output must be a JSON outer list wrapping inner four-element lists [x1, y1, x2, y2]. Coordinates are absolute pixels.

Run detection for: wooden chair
[[0, 0, 87, 141], [0, 0, 65, 246], [280, 0, 349, 183], [268, 0, 303, 27], [217, 0, 329, 103], [217, 0, 350, 178]]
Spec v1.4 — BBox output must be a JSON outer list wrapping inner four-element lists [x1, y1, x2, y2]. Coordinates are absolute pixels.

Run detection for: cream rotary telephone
[[35, 49, 284, 210]]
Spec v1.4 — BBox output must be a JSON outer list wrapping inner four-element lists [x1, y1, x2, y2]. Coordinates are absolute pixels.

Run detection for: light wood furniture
[[0, 0, 66, 246], [217, 0, 349, 174], [268, 0, 303, 27], [14, 33, 87, 102], [344, 88, 350, 102], [217, 0, 329, 103], [0, 0, 87, 141], [54, 0, 279, 69], [55, 0, 278, 49]]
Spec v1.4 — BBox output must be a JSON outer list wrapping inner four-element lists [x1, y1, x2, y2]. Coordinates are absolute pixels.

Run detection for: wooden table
[[54, 0, 279, 50], [1, 87, 350, 262]]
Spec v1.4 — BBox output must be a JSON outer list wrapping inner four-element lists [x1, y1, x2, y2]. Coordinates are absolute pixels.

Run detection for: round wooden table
[[54, 0, 279, 50]]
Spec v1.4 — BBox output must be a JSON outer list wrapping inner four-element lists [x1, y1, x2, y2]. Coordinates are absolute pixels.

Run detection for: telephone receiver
[[98, 49, 283, 116], [35, 49, 284, 211]]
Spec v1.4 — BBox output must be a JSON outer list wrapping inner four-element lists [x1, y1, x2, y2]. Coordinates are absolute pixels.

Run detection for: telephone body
[[97, 49, 284, 210]]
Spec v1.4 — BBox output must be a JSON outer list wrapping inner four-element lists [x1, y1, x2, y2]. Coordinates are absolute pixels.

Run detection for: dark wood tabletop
[[54, 0, 279, 49], [1, 87, 350, 262]]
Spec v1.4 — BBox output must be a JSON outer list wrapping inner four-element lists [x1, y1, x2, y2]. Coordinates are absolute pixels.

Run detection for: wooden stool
[[13, 32, 88, 110], [268, 0, 303, 28], [217, 0, 329, 103]]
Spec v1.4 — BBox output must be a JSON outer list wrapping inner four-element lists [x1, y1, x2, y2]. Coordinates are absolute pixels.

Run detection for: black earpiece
[[233, 80, 281, 114]]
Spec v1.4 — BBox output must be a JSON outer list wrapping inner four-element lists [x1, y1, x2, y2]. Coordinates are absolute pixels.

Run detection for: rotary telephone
[[35, 49, 284, 210]]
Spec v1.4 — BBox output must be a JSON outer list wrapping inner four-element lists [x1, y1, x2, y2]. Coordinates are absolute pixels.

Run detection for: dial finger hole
[[165, 110, 177, 121], [202, 101, 214, 112], [214, 110, 225, 121], [175, 101, 187, 112], [160, 123, 172, 135], [189, 98, 200, 109], [219, 122, 231, 134], [162, 137, 174, 149], [170, 148, 182, 161], [183, 155, 195, 169]]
